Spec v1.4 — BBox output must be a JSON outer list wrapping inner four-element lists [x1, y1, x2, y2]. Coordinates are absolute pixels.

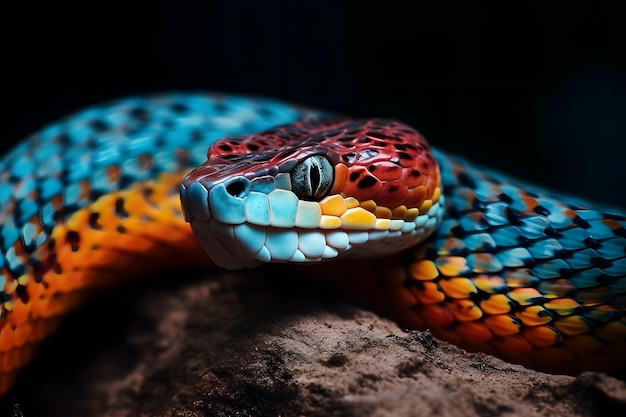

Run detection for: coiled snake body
[[0, 93, 625, 397]]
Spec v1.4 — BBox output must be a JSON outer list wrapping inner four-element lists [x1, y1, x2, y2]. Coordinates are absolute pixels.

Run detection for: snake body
[[1, 93, 625, 397]]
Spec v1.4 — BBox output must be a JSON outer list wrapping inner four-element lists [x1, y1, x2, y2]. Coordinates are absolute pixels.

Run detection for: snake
[[0, 92, 625, 399]]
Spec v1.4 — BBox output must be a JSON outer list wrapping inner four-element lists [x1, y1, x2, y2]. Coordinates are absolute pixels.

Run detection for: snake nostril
[[225, 178, 249, 198]]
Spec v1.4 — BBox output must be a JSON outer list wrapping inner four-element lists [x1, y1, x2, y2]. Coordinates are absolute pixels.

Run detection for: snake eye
[[290, 155, 334, 200]]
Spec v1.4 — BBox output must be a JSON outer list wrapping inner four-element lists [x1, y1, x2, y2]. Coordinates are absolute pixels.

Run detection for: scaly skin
[[1, 92, 625, 398]]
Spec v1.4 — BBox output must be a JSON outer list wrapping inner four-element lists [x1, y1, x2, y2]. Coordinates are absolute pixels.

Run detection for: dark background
[[3, 0, 626, 208]]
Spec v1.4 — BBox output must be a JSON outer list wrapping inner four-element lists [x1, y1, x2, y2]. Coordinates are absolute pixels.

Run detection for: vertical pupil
[[309, 161, 320, 196]]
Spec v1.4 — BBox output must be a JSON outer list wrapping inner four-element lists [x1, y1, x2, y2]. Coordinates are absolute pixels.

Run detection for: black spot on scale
[[573, 216, 591, 229], [90, 119, 109, 132], [358, 137, 371, 143], [543, 225, 560, 237], [583, 237, 601, 249], [505, 207, 523, 226], [590, 256, 612, 268], [116, 225, 127, 234], [469, 291, 492, 305], [170, 102, 189, 113], [54, 260, 63, 274], [349, 172, 360, 182], [219, 144, 233, 152], [472, 198, 486, 211], [247, 143, 260, 152], [66, 231, 80, 252], [129, 107, 150, 122], [358, 176, 378, 189], [119, 175, 136, 190], [534, 205, 551, 216], [15, 285, 29, 304], [615, 227, 626, 238], [115, 198, 130, 218], [458, 172, 477, 189], [88, 212, 102, 230], [499, 193, 514, 204], [0, 291, 12, 306], [603, 213, 626, 221]]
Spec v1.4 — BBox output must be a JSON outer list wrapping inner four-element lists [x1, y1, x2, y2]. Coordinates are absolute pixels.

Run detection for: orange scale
[[6, 299, 31, 327], [483, 314, 520, 336], [418, 199, 432, 214], [456, 321, 493, 343], [372, 180, 409, 208], [515, 305, 553, 326], [404, 185, 427, 208], [420, 304, 455, 327], [408, 260, 439, 281], [520, 194, 540, 213], [368, 161, 403, 180], [342, 167, 383, 201], [436, 237, 467, 256], [447, 299, 483, 322], [479, 294, 512, 315], [426, 178, 439, 199], [593, 320, 626, 342], [504, 270, 536, 288], [472, 274, 507, 294], [543, 298, 582, 316], [521, 325, 561, 347], [435, 256, 469, 277], [438, 277, 477, 299], [538, 279, 577, 299], [561, 333, 604, 355], [507, 288, 544, 306], [374, 206, 392, 219], [553, 315, 591, 336], [492, 334, 534, 355], [410, 282, 445, 304], [402, 168, 425, 188], [602, 218, 623, 231], [0, 326, 15, 353], [391, 205, 408, 220]]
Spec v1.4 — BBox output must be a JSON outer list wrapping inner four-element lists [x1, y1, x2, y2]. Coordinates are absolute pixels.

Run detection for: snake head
[[180, 118, 444, 269]]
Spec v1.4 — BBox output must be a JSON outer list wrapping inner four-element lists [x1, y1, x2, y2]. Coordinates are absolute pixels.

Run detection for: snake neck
[[0, 173, 211, 393]]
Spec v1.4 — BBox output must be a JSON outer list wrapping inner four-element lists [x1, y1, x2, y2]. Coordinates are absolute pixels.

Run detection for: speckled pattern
[[0, 92, 625, 399]]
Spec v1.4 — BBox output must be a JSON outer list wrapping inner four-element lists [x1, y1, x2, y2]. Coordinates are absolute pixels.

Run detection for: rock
[[3, 271, 626, 417]]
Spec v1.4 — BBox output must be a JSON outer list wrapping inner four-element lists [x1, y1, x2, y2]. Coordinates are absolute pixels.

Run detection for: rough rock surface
[[3, 270, 626, 417]]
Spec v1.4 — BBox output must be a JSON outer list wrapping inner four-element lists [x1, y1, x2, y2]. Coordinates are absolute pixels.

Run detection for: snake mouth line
[[184, 194, 445, 270]]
